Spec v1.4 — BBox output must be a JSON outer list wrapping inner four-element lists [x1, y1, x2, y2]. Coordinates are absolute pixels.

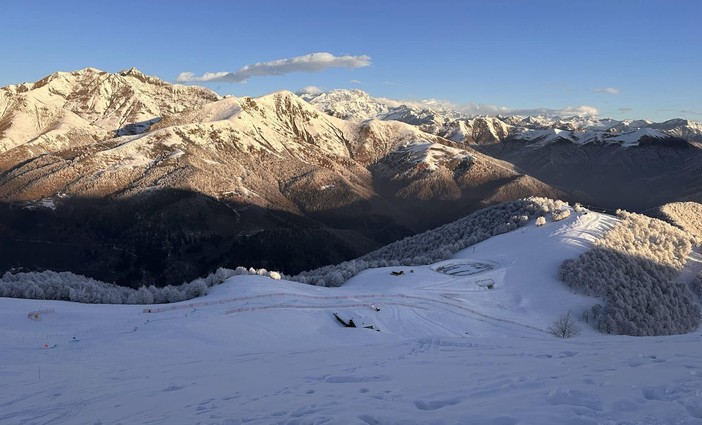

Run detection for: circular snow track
[[432, 260, 499, 277], [424, 259, 505, 291]]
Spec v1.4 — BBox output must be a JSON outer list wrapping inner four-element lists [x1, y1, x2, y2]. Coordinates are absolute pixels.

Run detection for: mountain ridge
[[302, 88, 702, 209], [2, 68, 700, 286], [301, 88, 702, 146], [0, 68, 561, 285]]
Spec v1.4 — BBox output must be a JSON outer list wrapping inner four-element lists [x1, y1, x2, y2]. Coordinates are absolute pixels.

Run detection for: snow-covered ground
[[2, 211, 702, 425]]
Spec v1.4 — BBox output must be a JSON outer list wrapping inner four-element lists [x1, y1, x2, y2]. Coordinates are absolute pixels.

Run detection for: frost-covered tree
[[560, 210, 701, 336], [691, 271, 702, 299], [551, 208, 571, 221], [657, 202, 702, 242], [0, 265, 284, 304]]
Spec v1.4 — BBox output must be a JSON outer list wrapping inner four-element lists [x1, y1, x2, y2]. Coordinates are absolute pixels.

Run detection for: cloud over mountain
[[594, 87, 620, 95], [397, 99, 599, 118], [510, 105, 600, 117], [177, 52, 371, 83], [296, 85, 323, 96]]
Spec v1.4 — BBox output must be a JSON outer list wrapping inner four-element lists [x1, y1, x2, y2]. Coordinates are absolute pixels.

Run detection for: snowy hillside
[[3, 207, 702, 424]]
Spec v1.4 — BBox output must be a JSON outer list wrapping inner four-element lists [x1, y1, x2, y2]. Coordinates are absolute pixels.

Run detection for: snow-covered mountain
[[0, 69, 560, 286], [301, 88, 467, 140], [298, 88, 394, 122], [303, 89, 702, 210], [0, 75, 551, 207], [0, 67, 219, 154], [302, 88, 702, 147]]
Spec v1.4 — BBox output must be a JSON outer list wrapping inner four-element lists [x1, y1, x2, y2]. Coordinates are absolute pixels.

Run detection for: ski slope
[[2, 210, 702, 425]]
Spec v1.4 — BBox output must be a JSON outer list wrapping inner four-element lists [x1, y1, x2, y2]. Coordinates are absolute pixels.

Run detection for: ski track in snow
[[2, 209, 702, 425]]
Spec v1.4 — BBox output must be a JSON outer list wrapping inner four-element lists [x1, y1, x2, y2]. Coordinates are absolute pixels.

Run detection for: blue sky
[[2, 0, 700, 121]]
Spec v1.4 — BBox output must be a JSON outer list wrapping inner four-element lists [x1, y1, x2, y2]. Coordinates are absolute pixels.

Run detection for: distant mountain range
[[0, 68, 560, 285], [301, 88, 702, 146], [303, 89, 702, 210], [1, 68, 700, 286]]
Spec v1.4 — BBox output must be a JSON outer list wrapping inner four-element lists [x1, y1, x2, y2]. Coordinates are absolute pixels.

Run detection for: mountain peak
[[118, 67, 146, 77], [0, 67, 221, 153], [301, 88, 392, 122], [76, 66, 104, 74]]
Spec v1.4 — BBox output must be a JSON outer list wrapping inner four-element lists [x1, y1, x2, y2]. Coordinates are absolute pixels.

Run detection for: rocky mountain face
[[0, 67, 219, 154], [304, 89, 702, 210], [0, 69, 560, 286]]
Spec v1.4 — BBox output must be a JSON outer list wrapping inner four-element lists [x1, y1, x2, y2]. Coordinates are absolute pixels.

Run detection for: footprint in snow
[[628, 354, 665, 368], [414, 398, 462, 411], [358, 415, 382, 425], [289, 404, 318, 418], [546, 387, 602, 411], [324, 375, 390, 383]]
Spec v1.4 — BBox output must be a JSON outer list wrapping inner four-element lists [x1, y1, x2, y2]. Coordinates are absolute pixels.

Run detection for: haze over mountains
[[1, 68, 700, 286]]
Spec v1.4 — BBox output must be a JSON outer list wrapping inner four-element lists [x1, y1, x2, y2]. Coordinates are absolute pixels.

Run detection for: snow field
[[2, 209, 702, 424]]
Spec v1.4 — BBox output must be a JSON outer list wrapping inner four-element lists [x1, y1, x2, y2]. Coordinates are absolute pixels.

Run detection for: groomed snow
[[2, 210, 702, 425]]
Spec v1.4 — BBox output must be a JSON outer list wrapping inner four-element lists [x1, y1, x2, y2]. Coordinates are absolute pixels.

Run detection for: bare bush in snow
[[549, 312, 580, 338], [535, 216, 546, 227]]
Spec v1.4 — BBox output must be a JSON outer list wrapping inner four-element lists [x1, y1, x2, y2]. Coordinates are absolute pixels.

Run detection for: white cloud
[[349, 79, 362, 84], [388, 97, 598, 117], [400, 99, 506, 115], [374, 97, 408, 108], [657, 108, 702, 117], [177, 52, 371, 83], [594, 87, 620, 95], [296, 85, 323, 96], [508, 105, 600, 117]]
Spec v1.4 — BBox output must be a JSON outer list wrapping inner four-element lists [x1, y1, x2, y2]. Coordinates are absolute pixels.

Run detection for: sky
[[1, 0, 700, 121]]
